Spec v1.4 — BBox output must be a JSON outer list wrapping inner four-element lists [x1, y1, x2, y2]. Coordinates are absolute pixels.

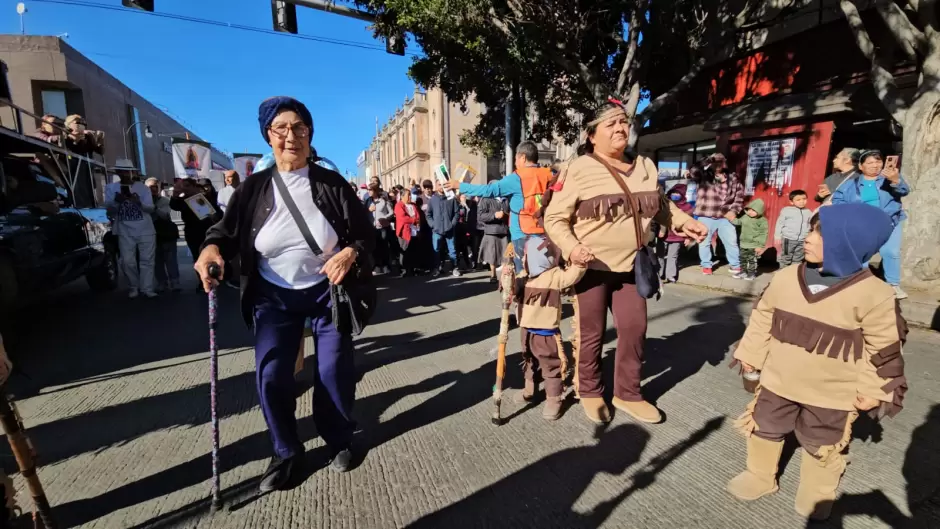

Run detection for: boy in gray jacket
[[773, 189, 814, 267]]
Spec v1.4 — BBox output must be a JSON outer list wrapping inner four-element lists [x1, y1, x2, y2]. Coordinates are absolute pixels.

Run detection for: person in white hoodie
[[105, 159, 156, 298]]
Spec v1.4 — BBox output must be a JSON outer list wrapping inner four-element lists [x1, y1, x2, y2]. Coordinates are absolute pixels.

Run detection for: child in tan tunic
[[515, 237, 586, 420], [728, 203, 907, 521]]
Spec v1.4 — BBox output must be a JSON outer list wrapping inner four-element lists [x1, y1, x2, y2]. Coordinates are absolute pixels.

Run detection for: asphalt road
[[3, 260, 939, 529]]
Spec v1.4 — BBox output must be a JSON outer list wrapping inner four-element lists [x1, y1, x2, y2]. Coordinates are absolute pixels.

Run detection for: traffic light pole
[[284, 0, 375, 23]]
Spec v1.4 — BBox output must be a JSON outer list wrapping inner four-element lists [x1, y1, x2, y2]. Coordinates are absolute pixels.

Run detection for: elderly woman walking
[[544, 101, 708, 425], [831, 149, 910, 299], [195, 96, 374, 492]]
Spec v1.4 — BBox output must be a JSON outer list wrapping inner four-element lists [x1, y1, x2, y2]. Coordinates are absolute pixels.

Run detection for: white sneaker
[[894, 286, 909, 300], [128, 290, 139, 299], [452, 269, 462, 277], [143, 291, 158, 299]]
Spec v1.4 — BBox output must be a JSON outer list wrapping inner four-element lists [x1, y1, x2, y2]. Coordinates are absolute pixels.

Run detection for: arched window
[[412, 123, 416, 151]]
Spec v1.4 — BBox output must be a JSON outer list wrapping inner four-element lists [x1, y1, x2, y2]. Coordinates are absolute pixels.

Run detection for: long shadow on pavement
[[407, 417, 724, 528]]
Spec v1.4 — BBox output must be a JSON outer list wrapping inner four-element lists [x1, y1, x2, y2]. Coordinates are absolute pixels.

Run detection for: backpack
[[516, 166, 553, 235]]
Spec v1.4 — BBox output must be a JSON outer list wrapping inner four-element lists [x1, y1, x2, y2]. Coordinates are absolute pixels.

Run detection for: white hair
[[144, 177, 160, 187]]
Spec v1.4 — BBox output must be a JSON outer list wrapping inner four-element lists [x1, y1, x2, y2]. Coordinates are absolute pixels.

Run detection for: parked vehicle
[[0, 124, 117, 332]]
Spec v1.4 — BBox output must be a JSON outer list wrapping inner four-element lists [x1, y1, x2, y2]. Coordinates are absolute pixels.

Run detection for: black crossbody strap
[[271, 170, 323, 256]]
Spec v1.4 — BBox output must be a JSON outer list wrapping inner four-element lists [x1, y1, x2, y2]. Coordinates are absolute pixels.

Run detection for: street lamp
[[123, 121, 153, 160]]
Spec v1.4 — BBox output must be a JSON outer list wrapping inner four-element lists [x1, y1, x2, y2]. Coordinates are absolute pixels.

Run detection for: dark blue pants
[[252, 278, 355, 459]]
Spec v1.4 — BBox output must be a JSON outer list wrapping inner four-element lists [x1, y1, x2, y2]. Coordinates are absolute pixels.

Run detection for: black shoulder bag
[[271, 171, 374, 336], [588, 154, 661, 300]]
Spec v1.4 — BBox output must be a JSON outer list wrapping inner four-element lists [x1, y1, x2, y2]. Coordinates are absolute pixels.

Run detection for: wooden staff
[[0, 392, 56, 529], [492, 243, 516, 426]]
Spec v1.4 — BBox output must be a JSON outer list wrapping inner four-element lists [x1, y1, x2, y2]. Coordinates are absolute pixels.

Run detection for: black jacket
[[202, 163, 375, 326], [478, 197, 510, 236]]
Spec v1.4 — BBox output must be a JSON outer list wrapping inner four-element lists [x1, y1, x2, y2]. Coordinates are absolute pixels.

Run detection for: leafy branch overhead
[[352, 0, 823, 152]]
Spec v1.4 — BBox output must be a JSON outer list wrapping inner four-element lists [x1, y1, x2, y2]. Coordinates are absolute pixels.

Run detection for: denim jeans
[[431, 230, 457, 270], [697, 217, 740, 269], [879, 222, 903, 286]]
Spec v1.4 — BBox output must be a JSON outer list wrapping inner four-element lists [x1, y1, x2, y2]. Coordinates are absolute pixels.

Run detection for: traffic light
[[121, 0, 154, 10], [385, 33, 405, 56], [271, 1, 298, 34]]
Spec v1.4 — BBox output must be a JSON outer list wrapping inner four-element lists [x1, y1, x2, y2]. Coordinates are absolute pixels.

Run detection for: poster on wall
[[172, 138, 213, 180], [233, 153, 263, 178], [744, 138, 796, 194]]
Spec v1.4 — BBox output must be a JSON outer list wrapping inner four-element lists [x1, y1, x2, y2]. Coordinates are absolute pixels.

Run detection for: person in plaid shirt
[[692, 154, 746, 277]]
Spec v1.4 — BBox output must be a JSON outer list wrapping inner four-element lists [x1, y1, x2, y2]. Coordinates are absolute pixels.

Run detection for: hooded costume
[[728, 203, 906, 520], [515, 237, 586, 414]]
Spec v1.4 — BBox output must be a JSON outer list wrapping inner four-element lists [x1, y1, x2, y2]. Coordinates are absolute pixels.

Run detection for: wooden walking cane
[[0, 392, 56, 529], [492, 243, 516, 426]]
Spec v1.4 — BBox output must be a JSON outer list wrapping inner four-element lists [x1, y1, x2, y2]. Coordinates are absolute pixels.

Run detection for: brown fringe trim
[[895, 300, 909, 345], [523, 287, 562, 308], [734, 386, 762, 437], [769, 309, 864, 363], [813, 410, 858, 461], [571, 294, 581, 399], [555, 333, 568, 387], [633, 190, 662, 219], [575, 193, 628, 221], [875, 375, 908, 419], [871, 342, 905, 378]]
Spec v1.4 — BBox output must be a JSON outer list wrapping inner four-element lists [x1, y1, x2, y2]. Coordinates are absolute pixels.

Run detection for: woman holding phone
[[831, 150, 909, 299]]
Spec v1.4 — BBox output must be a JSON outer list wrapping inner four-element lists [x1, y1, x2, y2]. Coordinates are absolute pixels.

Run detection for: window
[[401, 132, 406, 157], [394, 137, 399, 163], [41, 90, 67, 118], [412, 124, 416, 151]]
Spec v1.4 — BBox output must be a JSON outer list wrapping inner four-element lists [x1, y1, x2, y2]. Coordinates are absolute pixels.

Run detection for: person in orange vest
[[445, 141, 552, 273]]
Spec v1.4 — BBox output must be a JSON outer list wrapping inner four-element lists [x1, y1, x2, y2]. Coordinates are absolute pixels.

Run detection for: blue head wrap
[[818, 203, 893, 277], [258, 96, 314, 144]]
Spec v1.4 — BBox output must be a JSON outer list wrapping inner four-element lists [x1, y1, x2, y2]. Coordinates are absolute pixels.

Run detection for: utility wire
[[31, 0, 421, 56]]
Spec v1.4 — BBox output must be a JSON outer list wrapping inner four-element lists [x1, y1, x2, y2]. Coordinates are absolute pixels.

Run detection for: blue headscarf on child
[[524, 236, 557, 278], [818, 203, 893, 278]]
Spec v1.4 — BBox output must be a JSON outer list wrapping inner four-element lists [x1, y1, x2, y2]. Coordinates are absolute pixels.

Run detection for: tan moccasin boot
[[581, 397, 611, 424], [514, 379, 537, 404], [612, 397, 662, 424], [727, 436, 784, 501], [794, 449, 845, 521], [542, 396, 564, 421]]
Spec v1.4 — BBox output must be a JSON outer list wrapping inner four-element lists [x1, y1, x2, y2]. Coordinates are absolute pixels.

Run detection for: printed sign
[[172, 138, 212, 180], [745, 138, 796, 194], [454, 162, 478, 184], [233, 153, 263, 178], [184, 193, 217, 221], [433, 162, 455, 199]]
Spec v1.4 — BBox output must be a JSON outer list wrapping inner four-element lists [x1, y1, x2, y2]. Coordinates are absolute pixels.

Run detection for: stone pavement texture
[[3, 262, 940, 529]]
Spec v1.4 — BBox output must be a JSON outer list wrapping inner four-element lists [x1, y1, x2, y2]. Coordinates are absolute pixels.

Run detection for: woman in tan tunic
[[544, 102, 707, 424]]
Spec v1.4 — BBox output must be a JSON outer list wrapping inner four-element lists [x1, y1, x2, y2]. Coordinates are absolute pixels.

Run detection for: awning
[[703, 85, 886, 131], [636, 125, 715, 158]]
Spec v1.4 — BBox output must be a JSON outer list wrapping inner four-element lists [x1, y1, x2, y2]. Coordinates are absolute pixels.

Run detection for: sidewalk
[[673, 264, 940, 331]]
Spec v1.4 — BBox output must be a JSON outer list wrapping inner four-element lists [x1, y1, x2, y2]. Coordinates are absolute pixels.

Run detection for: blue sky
[[7, 0, 418, 176]]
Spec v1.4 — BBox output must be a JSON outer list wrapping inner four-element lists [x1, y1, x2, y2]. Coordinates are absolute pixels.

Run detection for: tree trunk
[[900, 87, 940, 291]]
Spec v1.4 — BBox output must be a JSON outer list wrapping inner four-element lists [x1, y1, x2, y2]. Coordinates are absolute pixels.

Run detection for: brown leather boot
[[514, 378, 537, 403], [581, 397, 611, 424], [727, 436, 784, 501], [612, 397, 662, 424], [794, 449, 845, 520], [542, 396, 564, 421]]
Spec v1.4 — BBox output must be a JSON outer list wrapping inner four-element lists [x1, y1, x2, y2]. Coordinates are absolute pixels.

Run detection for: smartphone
[[885, 155, 899, 170]]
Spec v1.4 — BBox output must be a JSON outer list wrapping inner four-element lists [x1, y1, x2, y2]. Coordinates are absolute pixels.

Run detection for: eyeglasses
[[268, 123, 310, 139]]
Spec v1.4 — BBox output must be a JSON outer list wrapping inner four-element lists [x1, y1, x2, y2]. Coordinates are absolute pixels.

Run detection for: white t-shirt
[[104, 181, 155, 238], [217, 185, 236, 213], [255, 166, 339, 289]]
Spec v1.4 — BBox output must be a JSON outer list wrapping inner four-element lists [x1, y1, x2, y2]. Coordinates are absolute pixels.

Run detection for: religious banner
[[233, 153, 263, 178], [172, 138, 212, 180], [744, 138, 796, 194]]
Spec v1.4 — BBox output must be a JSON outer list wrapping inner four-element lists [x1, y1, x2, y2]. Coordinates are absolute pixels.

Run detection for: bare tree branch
[[636, 56, 708, 123], [876, 0, 929, 60], [616, 0, 648, 96], [840, 0, 909, 122]]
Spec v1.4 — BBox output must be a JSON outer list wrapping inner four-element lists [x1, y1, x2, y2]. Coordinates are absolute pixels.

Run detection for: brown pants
[[753, 389, 851, 455], [521, 330, 564, 397], [573, 269, 647, 401]]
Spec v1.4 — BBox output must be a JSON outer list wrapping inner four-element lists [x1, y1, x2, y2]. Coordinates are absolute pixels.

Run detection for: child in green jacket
[[732, 199, 769, 280]]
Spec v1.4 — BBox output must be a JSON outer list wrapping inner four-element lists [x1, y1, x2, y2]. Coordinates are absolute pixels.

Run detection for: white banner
[[233, 155, 262, 178], [172, 139, 212, 180], [745, 138, 796, 194], [433, 162, 455, 199]]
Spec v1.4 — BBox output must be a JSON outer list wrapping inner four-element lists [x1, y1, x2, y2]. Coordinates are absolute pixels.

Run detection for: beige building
[[0, 35, 230, 183], [368, 87, 489, 189]]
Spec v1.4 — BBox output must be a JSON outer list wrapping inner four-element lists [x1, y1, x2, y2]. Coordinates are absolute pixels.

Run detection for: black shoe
[[259, 454, 301, 492], [489, 276, 497, 284], [329, 448, 353, 473]]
